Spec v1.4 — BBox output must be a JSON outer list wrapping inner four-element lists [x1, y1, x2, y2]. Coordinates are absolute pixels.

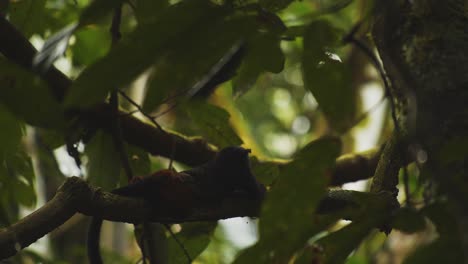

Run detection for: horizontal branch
[[331, 147, 382, 185], [82, 104, 217, 166], [0, 174, 397, 260], [0, 176, 256, 259]]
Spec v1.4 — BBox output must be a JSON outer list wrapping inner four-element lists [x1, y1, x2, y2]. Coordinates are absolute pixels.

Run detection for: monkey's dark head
[[213, 147, 264, 198], [214, 146, 251, 171]]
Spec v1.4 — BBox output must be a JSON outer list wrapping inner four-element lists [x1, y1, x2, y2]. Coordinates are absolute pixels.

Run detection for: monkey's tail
[[87, 217, 104, 264]]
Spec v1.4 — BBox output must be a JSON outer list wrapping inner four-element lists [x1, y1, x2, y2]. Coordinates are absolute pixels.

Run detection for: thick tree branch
[[0, 176, 260, 259], [0, 175, 398, 260], [330, 147, 382, 186]]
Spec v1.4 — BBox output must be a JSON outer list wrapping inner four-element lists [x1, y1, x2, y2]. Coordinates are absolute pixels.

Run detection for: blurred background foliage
[[0, 0, 438, 263]]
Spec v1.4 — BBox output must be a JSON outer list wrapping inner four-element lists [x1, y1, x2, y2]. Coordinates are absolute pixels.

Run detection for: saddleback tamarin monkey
[[87, 146, 265, 264]]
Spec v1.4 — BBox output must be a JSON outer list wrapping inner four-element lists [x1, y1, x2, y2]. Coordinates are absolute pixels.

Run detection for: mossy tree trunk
[[372, 0, 468, 260]]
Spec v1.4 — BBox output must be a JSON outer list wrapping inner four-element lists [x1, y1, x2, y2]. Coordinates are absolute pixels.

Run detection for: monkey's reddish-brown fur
[[88, 147, 264, 264], [115, 169, 198, 217]]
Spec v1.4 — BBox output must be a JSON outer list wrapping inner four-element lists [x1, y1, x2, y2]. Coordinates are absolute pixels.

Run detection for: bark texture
[[372, 0, 468, 259]]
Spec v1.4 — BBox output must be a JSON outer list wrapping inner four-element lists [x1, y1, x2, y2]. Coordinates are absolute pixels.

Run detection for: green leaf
[[124, 144, 151, 178], [9, 0, 46, 37], [72, 26, 111, 66], [0, 105, 23, 157], [296, 191, 397, 264], [233, 33, 285, 95], [143, 14, 255, 112], [250, 157, 280, 185], [134, 0, 169, 25], [0, 59, 64, 128], [78, 0, 126, 27], [402, 202, 463, 264], [86, 131, 151, 189], [420, 202, 459, 239], [300, 220, 374, 264], [85, 131, 121, 190], [168, 222, 217, 263], [65, 0, 221, 109], [11, 149, 35, 185], [235, 137, 341, 263], [185, 101, 242, 148], [437, 136, 468, 165], [403, 238, 463, 264], [302, 20, 355, 132], [260, 0, 295, 12], [36, 128, 65, 150], [0, 149, 36, 208], [317, 0, 354, 15], [12, 178, 36, 207], [392, 207, 426, 233]]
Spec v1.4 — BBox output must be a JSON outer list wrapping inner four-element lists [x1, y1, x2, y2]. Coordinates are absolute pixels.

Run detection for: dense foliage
[[1, 0, 467, 263]]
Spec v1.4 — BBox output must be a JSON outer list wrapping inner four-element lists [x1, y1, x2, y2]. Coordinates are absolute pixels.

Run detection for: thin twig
[[341, 95, 387, 134], [118, 90, 164, 130], [151, 103, 179, 119], [343, 26, 400, 134], [344, 22, 406, 196], [109, 5, 133, 181]]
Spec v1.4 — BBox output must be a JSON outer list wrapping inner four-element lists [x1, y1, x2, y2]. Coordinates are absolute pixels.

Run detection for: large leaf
[[9, 0, 46, 38], [403, 202, 463, 264], [234, 137, 341, 263], [0, 106, 23, 157], [167, 222, 217, 263], [32, 0, 120, 72], [233, 32, 285, 96], [0, 149, 36, 209], [85, 130, 152, 189], [0, 106, 30, 211], [124, 144, 151, 179], [391, 207, 426, 234], [0, 59, 64, 128], [64, 0, 221, 109], [142, 14, 255, 112], [296, 220, 374, 264], [72, 26, 111, 66], [250, 157, 280, 186], [302, 20, 355, 132], [185, 101, 243, 148], [134, 0, 169, 25], [437, 136, 468, 165], [296, 191, 397, 264], [403, 238, 463, 264], [260, 0, 295, 12], [78, 0, 126, 27], [85, 131, 121, 190]]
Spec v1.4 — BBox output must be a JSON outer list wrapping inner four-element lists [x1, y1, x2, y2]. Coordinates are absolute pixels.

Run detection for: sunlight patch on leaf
[[302, 20, 355, 133], [184, 101, 243, 148]]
